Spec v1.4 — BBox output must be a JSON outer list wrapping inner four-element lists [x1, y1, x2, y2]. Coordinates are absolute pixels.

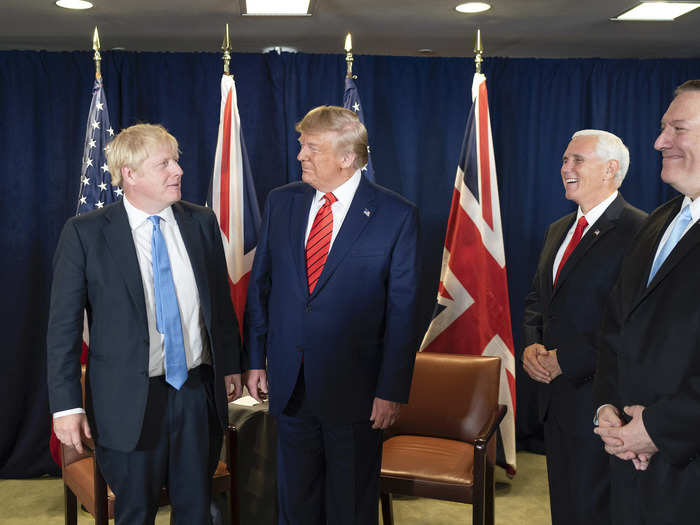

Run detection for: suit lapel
[[543, 214, 575, 292], [553, 196, 626, 294], [638, 199, 699, 301], [102, 201, 148, 333], [290, 187, 316, 297], [311, 176, 376, 297], [172, 202, 212, 329]]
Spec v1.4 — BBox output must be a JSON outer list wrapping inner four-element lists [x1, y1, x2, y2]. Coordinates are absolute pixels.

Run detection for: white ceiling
[[2, 0, 700, 58]]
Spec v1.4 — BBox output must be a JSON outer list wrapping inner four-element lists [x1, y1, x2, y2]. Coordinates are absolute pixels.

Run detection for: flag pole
[[92, 26, 101, 80], [344, 33, 355, 79], [474, 28, 483, 74], [222, 23, 232, 76]]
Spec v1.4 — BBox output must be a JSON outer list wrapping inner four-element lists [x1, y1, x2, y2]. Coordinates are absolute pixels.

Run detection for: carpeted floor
[[0, 451, 550, 524]]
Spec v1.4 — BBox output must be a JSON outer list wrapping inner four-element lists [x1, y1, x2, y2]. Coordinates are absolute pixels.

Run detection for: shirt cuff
[[53, 408, 85, 419]]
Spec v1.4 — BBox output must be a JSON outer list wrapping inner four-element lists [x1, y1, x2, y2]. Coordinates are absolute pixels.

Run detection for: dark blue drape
[[2, 50, 699, 477]]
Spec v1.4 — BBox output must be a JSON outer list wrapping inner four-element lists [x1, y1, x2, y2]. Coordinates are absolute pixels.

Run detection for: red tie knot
[[323, 192, 337, 206], [577, 216, 588, 229]]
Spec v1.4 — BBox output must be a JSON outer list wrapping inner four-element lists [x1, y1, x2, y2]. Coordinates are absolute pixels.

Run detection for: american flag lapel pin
[[363, 208, 371, 217], [594, 229, 600, 236]]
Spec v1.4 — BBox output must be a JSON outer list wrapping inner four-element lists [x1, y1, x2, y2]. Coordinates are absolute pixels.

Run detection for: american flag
[[76, 78, 120, 215], [343, 76, 375, 182], [421, 72, 517, 473], [208, 74, 261, 337], [51, 76, 118, 466]]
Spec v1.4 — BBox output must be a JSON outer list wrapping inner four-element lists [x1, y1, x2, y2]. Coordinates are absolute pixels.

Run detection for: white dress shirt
[[54, 197, 209, 418], [552, 191, 619, 282], [649, 195, 700, 273], [304, 170, 362, 249]]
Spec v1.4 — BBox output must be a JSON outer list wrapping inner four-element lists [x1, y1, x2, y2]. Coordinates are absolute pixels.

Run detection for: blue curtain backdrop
[[2, 50, 699, 477]]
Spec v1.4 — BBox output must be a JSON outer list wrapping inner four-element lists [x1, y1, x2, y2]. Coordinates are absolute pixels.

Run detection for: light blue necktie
[[647, 205, 692, 285], [148, 216, 188, 389]]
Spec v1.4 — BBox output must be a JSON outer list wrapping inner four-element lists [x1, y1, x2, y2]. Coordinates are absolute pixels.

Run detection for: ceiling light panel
[[55, 0, 93, 9], [614, 2, 700, 21], [245, 0, 311, 15]]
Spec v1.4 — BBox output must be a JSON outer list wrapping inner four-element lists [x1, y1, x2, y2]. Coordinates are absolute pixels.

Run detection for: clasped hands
[[594, 404, 659, 471], [522, 343, 562, 383]]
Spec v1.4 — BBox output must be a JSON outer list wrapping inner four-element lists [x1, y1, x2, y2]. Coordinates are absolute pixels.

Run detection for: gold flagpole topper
[[474, 28, 483, 74], [344, 33, 355, 79], [222, 23, 232, 76], [92, 26, 101, 80]]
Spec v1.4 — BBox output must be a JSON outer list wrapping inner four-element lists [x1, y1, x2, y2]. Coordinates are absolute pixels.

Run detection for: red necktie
[[554, 216, 588, 286], [306, 192, 337, 293]]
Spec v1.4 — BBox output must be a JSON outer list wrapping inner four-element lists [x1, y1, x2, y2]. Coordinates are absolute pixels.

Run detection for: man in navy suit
[[594, 79, 700, 524], [245, 106, 421, 525], [522, 130, 647, 525], [47, 124, 242, 524]]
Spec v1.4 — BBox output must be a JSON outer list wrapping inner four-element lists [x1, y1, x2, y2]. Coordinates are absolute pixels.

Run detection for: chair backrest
[[390, 352, 501, 443]]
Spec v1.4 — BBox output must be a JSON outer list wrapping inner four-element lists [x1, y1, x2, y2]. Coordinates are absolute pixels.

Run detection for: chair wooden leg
[[380, 492, 394, 525], [64, 484, 77, 525], [227, 425, 240, 525], [484, 464, 495, 525]]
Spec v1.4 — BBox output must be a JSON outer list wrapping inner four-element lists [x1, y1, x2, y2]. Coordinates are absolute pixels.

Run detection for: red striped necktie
[[306, 192, 337, 293]]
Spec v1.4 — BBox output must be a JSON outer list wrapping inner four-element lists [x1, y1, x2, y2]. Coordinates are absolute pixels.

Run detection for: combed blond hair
[[106, 123, 179, 186], [295, 106, 369, 170]]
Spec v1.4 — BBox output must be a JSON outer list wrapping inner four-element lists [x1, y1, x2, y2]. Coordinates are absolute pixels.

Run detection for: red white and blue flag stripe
[[343, 76, 375, 182], [208, 74, 261, 337], [421, 72, 517, 472]]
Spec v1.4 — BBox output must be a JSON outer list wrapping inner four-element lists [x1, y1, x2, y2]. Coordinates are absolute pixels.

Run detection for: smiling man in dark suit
[[522, 129, 647, 525], [47, 124, 242, 524], [594, 79, 700, 525], [245, 106, 421, 525]]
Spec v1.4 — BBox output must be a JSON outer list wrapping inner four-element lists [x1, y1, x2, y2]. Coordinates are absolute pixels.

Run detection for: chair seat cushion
[[381, 435, 475, 503]]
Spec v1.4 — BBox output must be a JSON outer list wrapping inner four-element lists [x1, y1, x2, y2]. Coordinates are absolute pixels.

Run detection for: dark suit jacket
[[523, 194, 647, 436], [47, 200, 240, 452], [594, 195, 700, 523], [245, 176, 421, 423]]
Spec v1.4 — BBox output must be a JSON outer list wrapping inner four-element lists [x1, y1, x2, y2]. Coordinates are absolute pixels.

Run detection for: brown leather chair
[[380, 353, 506, 525], [60, 366, 240, 525]]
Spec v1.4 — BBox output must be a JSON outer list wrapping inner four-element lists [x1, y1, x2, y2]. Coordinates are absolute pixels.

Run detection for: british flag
[[208, 74, 261, 337], [343, 76, 375, 182], [421, 72, 517, 472]]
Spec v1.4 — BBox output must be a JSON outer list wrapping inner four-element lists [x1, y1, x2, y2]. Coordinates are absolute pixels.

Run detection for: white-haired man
[[523, 129, 647, 525]]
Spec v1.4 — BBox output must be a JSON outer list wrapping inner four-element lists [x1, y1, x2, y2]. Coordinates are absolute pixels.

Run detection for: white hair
[[572, 129, 630, 186]]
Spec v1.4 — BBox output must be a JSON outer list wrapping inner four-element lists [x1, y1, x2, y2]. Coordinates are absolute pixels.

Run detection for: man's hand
[[522, 343, 551, 383], [54, 413, 92, 454], [595, 404, 624, 448], [370, 397, 401, 429], [595, 405, 659, 464], [245, 369, 268, 403], [538, 348, 562, 380], [224, 373, 243, 402]]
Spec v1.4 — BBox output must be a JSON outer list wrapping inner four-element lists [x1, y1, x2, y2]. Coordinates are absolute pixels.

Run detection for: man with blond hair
[[48, 123, 242, 524], [522, 129, 646, 525], [246, 106, 422, 524]]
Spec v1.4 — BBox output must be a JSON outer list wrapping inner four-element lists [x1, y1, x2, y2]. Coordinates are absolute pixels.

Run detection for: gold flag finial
[[345, 33, 355, 79], [222, 23, 232, 76], [92, 26, 102, 80], [474, 28, 484, 74]]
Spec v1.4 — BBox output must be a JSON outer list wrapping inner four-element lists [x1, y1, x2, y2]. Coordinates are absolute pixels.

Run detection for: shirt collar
[[122, 195, 175, 231], [576, 190, 618, 227], [680, 195, 700, 223], [313, 170, 362, 208]]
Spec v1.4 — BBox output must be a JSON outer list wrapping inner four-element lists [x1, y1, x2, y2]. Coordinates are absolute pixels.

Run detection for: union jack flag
[[421, 72, 517, 473], [343, 76, 375, 182], [76, 78, 120, 215], [208, 74, 261, 337]]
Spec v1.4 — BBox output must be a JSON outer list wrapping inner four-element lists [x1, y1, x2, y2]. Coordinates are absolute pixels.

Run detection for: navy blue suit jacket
[[47, 200, 240, 452], [245, 176, 421, 423]]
